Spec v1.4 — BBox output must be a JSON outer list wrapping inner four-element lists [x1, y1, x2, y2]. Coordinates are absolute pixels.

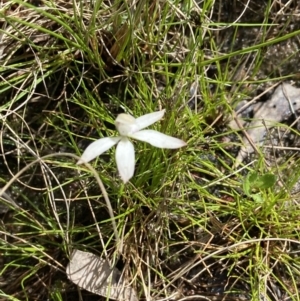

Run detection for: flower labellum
[[77, 110, 186, 183]]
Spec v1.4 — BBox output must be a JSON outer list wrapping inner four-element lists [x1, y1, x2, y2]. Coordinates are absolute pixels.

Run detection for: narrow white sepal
[[115, 138, 135, 183], [135, 110, 165, 131], [77, 137, 121, 164], [130, 130, 186, 149]]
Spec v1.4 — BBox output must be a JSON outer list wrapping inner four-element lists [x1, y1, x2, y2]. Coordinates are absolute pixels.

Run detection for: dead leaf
[[233, 83, 300, 166], [66, 249, 138, 301]]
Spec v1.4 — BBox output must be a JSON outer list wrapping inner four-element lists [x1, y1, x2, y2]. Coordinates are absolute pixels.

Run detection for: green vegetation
[[1, 0, 300, 300]]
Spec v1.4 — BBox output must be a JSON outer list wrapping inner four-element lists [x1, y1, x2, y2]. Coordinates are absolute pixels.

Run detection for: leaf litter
[[66, 249, 138, 301], [230, 83, 300, 166]]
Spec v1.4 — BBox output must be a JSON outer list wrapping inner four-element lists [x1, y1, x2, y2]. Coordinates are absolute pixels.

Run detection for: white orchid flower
[[77, 109, 186, 183]]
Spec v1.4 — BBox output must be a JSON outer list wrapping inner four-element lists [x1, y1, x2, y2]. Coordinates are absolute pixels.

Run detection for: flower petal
[[116, 138, 135, 183], [130, 130, 186, 149], [115, 113, 138, 136], [135, 109, 165, 131], [77, 137, 121, 164]]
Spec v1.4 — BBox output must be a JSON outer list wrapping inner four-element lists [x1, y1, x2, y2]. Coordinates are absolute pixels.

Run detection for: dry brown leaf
[[234, 83, 300, 166], [66, 249, 138, 301]]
